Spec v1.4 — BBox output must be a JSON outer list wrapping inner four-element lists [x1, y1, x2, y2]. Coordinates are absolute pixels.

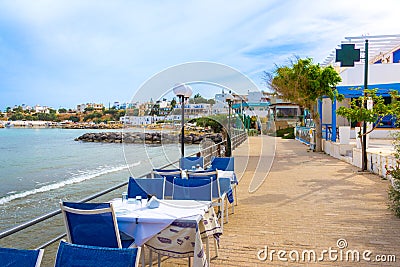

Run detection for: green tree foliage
[[9, 112, 25, 120], [69, 116, 80, 123], [84, 107, 94, 113], [37, 112, 57, 121], [337, 89, 400, 141], [189, 93, 212, 104], [207, 99, 215, 105], [265, 57, 342, 152], [13, 106, 23, 113], [58, 108, 68, 113], [336, 89, 398, 132], [83, 111, 103, 122], [104, 108, 118, 116], [115, 110, 126, 121], [190, 114, 228, 133], [170, 98, 177, 108]]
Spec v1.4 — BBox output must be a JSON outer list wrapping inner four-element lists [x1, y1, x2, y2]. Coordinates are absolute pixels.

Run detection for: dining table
[[112, 197, 222, 267]]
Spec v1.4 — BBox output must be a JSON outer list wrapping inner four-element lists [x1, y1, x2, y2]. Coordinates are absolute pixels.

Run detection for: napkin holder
[[146, 196, 160, 209]]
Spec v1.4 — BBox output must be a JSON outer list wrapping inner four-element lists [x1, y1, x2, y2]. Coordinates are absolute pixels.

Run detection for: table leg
[[206, 237, 210, 264], [141, 247, 145, 267], [149, 249, 153, 267]]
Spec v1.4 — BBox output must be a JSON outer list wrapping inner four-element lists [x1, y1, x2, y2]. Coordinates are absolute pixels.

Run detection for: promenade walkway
[[165, 135, 400, 266]]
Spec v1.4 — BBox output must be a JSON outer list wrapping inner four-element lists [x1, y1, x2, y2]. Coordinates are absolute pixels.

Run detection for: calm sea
[[0, 128, 200, 235]]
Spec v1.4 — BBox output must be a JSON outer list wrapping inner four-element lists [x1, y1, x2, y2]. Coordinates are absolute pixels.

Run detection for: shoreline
[[0, 120, 176, 130]]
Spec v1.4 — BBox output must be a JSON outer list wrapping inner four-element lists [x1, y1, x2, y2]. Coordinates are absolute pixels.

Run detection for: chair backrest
[[0, 247, 43, 267], [128, 177, 165, 199], [179, 156, 204, 170], [60, 202, 122, 248], [172, 178, 212, 201], [54, 240, 141, 267], [152, 169, 182, 197], [210, 156, 234, 171], [187, 170, 220, 199]]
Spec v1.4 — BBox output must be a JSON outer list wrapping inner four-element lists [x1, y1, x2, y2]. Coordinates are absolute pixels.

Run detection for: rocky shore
[[75, 131, 223, 144]]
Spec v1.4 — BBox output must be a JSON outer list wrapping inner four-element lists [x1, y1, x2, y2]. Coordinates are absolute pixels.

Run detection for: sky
[[1, 0, 400, 110]]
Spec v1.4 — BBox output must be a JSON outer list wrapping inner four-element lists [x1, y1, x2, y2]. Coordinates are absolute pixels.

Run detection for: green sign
[[335, 44, 360, 67]]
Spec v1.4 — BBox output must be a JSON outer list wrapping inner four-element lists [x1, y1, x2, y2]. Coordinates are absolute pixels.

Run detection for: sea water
[[0, 128, 200, 236]]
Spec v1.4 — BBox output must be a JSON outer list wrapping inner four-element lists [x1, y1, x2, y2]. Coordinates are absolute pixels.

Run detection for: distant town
[[0, 91, 300, 128]]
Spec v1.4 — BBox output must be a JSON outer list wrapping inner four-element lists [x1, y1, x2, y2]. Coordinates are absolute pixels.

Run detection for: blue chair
[[60, 201, 134, 248], [54, 240, 141, 267], [219, 177, 234, 220], [0, 246, 43, 267], [172, 178, 212, 201], [152, 168, 182, 198], [210, 156, 238, 211], [179, 156, 204, 170], [172, 177, 219, 263], [128, 177, 165, 199], [187, 170, 227, 231], [210, 156, 234, 171], [187, 170, 220, 201]]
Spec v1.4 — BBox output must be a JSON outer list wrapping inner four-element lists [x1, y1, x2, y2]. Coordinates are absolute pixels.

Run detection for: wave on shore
[[0, 161, 140, 205]]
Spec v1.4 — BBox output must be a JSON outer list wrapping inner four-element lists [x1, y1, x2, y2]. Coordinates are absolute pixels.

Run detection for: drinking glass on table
[[135, 195, 142, 207], [121, 192, 128, 203]]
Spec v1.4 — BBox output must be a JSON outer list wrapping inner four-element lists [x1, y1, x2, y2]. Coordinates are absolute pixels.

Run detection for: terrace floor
[[160, 136, 400, 266]]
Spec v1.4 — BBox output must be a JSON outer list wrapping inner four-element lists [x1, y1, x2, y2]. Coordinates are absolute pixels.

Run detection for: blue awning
[[336, 83, 400, 98]]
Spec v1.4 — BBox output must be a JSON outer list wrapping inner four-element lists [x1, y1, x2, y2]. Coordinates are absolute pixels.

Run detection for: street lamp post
[[225, 93, 234, 157], [173, 83, 193, 158]]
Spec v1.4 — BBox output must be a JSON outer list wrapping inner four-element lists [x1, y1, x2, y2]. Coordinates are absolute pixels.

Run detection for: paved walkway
[[163, 136, 400, 266]]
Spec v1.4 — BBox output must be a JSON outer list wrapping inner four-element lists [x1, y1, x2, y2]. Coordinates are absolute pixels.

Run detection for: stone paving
[[159, 136, 400, 266]]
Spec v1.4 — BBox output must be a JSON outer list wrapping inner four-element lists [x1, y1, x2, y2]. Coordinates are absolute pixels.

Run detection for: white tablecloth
[[217, 170, 238, 184], [113, 199, 210, 246], [113, 198, 220, 267]]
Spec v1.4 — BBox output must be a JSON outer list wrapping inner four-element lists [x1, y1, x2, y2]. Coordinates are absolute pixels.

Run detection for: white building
[[34, 105, 51, 114], [174, 103, 211, 116]]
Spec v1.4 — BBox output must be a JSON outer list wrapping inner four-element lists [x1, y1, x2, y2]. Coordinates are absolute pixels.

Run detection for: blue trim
[[393, 49, 400, 64], [331, 96, 336, 142], [318, 98, 322, 133], [336, 83, 400, 98], [232, 102, 269, 109]]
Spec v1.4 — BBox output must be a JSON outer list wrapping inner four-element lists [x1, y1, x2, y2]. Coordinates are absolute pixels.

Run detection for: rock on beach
[[74, 132, 223, 144]]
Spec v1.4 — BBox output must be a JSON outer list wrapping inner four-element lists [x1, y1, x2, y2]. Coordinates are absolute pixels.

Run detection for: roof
[[322, 34, 400, 66], [232, 102, 270, 109], [336, 83, 400, 98]]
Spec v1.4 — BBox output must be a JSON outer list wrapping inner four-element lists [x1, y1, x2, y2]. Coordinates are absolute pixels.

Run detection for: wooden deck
[[159, 136, 400, 266]]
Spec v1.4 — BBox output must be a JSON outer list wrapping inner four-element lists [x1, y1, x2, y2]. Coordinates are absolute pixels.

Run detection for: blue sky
[[1, 0, 400, 110]]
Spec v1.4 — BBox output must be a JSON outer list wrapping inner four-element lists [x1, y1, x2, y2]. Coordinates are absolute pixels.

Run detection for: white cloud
[[0, 0, 400, 109]]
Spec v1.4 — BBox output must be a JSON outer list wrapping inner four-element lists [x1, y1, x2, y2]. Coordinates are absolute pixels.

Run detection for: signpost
[[336, 44, 360, 67], [336, 40, 369, 171]]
